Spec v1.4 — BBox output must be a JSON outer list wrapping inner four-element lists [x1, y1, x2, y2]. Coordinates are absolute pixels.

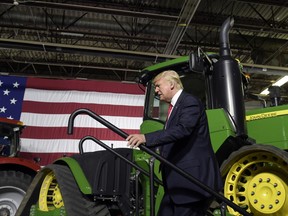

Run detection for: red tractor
[[0, 117, 40, 216]]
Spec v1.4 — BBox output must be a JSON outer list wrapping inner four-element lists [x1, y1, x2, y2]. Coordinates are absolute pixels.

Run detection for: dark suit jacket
[[145, 91, 223, 204]]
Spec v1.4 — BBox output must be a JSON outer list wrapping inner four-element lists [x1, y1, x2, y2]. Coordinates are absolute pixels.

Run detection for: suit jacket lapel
[[166, 91, 186, 128]]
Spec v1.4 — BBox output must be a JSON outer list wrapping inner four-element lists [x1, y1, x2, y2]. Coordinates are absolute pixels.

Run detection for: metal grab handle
[[149, 157, 156, 216], [68, 108, 128, 139], [68, 108, 252, 216], [78, 135, 162, 186]]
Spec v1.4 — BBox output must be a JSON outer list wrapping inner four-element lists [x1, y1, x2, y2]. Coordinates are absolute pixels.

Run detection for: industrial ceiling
[[0, 0, 287, 102]]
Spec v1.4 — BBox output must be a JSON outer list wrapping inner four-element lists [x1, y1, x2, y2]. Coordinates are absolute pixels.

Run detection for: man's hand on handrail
[[126, 134, 146, 148]]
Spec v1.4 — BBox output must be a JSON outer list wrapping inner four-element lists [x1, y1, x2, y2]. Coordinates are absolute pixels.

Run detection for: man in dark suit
[[127, 70, 222, 215]]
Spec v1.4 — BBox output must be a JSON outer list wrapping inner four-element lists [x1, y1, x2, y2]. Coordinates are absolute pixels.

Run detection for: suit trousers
[[157, 192, 211, 216]]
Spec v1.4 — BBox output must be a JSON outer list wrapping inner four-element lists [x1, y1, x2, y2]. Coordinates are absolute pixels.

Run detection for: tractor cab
[[139, 52, 215, 128], [0, 117, 24, 157]]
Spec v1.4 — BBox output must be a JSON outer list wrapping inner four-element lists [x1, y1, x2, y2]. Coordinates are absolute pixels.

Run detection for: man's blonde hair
[[153, 70, 183, 89]]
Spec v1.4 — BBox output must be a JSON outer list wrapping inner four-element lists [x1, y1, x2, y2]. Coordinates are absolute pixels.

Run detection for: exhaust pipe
[[219, 17, 234, 57], [212, 17, 247, 136]]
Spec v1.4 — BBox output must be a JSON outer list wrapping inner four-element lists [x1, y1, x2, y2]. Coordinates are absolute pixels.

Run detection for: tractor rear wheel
[[0, 170, 32, 216], [220, 144, 288, 216], [36, 164, 111, 216]]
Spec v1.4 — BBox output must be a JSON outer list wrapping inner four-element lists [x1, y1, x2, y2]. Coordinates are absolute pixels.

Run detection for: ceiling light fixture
[[260, 75, 288, 95], [60, 32, 84, 37], [13, 0, 19, 6]]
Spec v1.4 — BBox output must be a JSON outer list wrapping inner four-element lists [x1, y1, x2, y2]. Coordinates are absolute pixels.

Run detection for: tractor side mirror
[[189, 51, 204, 73]]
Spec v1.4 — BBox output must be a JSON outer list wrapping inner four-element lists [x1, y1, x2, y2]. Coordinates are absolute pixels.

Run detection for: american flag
[[0, 75, 145, 166]]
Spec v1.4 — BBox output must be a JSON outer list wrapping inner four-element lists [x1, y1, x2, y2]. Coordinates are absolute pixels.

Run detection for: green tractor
[[16, 17, 288, 216]]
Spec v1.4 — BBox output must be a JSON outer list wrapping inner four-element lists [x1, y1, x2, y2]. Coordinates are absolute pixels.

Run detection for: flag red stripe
[[26, 77, 145, 94], [22, 101, 144, 116], [22, 126, 139, 140], [20, 149, 131, 166], [19, 152, 76, 165]]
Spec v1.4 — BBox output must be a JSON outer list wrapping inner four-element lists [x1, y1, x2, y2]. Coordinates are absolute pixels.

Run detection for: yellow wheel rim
[[224, 151, 288, 216], [247, 172, 287, 214], [39, 171, 64, 211]]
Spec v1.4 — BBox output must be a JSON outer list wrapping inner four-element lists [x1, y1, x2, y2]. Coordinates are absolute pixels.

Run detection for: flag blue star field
[[0, 76, 27, 120], [0, 75, 145, 165]]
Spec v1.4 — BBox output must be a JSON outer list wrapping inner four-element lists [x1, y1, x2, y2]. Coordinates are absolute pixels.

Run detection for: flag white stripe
[[21, 138, 129, 153], [20, 113, 142, 129], [24, 88, 145, 106]]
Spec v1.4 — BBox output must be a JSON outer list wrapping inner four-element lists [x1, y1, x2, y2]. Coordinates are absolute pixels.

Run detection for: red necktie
[[167, 103, 173, 120], [165, 103, 173, 130]]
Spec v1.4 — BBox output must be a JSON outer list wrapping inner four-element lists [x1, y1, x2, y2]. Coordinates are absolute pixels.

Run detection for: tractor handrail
[[78, 135, 158, 216], [68, 108, 252, 216], [67, 108, 128, 138], [78, 135, 163, 185]]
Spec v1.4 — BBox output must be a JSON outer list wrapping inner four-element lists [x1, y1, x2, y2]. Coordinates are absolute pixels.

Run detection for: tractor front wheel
[[220, 144, 288, 216], [0, 170, 33, 216], [35, 164, 111, 216]]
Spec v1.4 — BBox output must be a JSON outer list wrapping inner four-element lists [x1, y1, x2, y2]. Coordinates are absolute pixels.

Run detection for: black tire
[[0, 170, 33, 216], [41, 164, 111, 216], [220, 144, 288, 216]]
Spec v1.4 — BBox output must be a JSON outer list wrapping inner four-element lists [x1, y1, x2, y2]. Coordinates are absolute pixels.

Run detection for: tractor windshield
[[0, 118, 23, 157], [0, 129, 11, 156]]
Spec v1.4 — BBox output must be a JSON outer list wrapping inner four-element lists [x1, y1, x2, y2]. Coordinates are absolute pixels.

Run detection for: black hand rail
[[68, 108, 252, 216], [78, 135, 162, 186], [78, 136, 159, 216]]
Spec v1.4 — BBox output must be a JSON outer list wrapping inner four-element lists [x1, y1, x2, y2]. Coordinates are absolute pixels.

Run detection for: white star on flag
[[3, 89, 10, 95], [10, 98, 17, 104], [13, 82, 20, 88], [0, 106, 7, 113]]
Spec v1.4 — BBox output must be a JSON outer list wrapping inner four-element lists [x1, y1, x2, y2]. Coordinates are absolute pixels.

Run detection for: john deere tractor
[[16, 17, 288, 216]]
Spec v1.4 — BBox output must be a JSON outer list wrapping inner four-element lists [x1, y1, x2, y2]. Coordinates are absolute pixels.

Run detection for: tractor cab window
[[0, 127, 12, 156], [0, 119, 23, 157], [144, 72, 206, 123], [0, 137, 11, 156]]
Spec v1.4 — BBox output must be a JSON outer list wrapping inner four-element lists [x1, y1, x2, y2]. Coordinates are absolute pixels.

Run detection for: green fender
[[54, 157, 92, 195]]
